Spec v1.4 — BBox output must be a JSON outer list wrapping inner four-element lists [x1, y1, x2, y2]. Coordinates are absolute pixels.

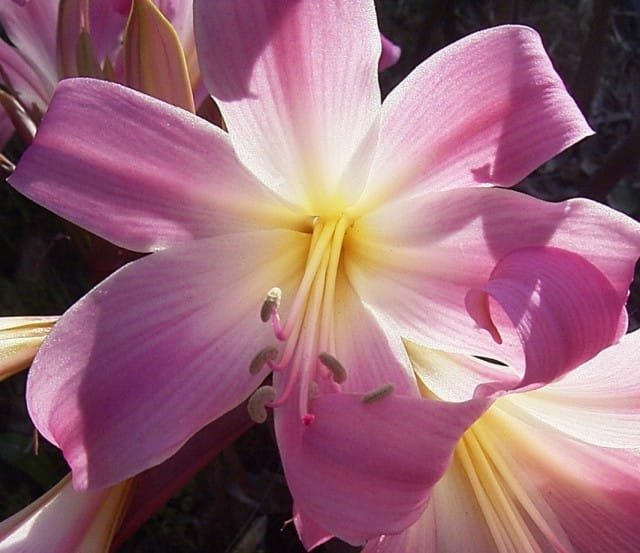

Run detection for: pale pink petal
[[406, 340, 513, 403], [0, 40, 51, 108], [332, 271, 418, 396], [379, 33, 401, 71], [194, 0, 381, 206], [113, 404, 253, 546], [0, 316, 57, 381], [27, 230, 308, 489], [276, 392, 489, 545], [479, 400, 640, 552], [348, 188, 640, 371], [468, 246, 624, 397], [0, 474, 131, 553], [10, 79, 304, 253], [504, 331, 640, 449], [0, 0, 59, 92], [363, 26, 591, 205]]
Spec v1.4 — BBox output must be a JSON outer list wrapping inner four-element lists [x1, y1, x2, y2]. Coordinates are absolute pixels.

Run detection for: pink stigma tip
[[302, 414, 315, 426]]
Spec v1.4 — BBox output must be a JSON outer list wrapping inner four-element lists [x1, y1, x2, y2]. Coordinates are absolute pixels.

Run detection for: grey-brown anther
[[260, 287, 282, 323], [318, 352, 347, 384], [362, 384, 394, 404], [248, 385, 277, 423], [249, 346, 279, 375]]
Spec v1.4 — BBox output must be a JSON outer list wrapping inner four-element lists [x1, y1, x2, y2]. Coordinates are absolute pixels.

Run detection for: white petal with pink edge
[[348, 187, 640, 372], [194, 0, 382, 208], [503, 331, 640, 449]]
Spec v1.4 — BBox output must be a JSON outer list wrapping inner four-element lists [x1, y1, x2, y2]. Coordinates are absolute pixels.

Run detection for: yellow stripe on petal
[[446, 402, 576, 553], [0, 316, 58, 381]]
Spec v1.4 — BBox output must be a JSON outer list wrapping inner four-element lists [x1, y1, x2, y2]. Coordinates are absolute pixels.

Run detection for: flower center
[[248, 215, 351, 425]]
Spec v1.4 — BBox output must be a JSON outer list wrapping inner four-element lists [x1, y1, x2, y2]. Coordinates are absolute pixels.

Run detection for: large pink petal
[[364, 452, 505, 553], [276, 392, 489, 545], [348, 187, 640, 370], [194, 0, 382, 206], [0, 0, 59, 92], [478, 400, 640, 552], [503, 330, 640, 450], [363, 26, 591, 206], [0, 474, 131, 553], [10, 79, 304, 253], [27, 230, 308, 489], [466, 246, 624, 395]]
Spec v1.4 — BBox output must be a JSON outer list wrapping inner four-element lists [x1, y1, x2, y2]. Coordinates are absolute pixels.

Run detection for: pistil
[[247, 215, 351, 424]]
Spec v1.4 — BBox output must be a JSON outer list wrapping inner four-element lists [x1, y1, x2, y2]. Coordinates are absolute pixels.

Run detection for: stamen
[[318, 352, 347, 384], [260, 287, 282, 323], [362, 384, 394, 404], [248, 386, 277, 423], [249, 346, 279, 375]]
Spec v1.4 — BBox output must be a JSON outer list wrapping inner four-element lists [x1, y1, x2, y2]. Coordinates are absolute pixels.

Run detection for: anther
[[362, 384, 394, 404], [249, 346, 279, 375], [260, 287, 282, 323], [318, 352, 347, 384], [248, 386, 277, 423]]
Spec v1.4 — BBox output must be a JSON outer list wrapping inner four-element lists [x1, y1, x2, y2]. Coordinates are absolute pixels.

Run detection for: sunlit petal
[[364, 26, 591, 206], [10, 79, 304, 253], [27, 230, 307, 489], [195, 0, 382, 207]]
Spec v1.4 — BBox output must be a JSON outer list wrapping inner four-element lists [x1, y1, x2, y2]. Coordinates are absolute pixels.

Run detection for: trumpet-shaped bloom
[[9, 0, 640, 546], [365, 331, 640, 552]]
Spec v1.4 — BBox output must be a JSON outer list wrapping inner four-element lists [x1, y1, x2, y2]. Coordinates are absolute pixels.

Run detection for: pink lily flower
[[8, 0, 640, 546], [366, 330, 640, 552], [0, 0, 201, 146]]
